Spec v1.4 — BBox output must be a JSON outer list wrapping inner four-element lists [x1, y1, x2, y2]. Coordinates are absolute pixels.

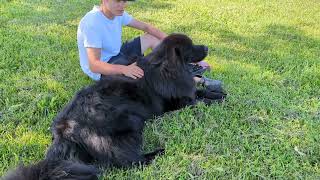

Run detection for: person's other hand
[[121, 62, 144, 79]]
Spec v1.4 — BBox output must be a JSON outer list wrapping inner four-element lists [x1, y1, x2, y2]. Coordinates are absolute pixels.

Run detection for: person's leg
[[108, 34, 161, 64], [140, 33, 161, 54], [107, 37, 144, 66]]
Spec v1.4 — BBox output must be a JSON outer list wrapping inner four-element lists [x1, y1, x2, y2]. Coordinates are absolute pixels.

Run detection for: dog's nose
[[204, 46, 209, 53]]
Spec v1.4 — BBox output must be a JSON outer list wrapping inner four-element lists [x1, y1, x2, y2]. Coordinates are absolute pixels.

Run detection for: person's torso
[[77, 6, 131, 80]]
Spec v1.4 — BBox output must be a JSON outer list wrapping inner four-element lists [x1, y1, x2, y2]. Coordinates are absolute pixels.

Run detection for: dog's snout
[[204, 46, 209, 53]]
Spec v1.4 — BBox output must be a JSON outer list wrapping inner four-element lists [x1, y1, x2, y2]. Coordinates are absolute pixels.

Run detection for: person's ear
[[102, 0, 108, 5]]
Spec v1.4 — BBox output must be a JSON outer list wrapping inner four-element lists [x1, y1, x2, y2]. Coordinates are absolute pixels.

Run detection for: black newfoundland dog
[[4, 34, 225, 180]]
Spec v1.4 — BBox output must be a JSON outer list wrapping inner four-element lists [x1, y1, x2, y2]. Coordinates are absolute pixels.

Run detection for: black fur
[[4, 160, 99, 180], [4, 34, 224, 180]]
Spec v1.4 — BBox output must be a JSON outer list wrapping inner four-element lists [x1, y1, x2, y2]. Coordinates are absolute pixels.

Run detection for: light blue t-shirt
[[77, 6, 133, 80]]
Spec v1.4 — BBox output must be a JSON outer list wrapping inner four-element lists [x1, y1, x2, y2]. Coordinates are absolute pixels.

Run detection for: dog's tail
[[3, 159, 99, 180]]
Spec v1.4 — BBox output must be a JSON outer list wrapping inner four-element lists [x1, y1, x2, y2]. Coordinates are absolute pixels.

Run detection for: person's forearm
[[89, 60, 124, 76]]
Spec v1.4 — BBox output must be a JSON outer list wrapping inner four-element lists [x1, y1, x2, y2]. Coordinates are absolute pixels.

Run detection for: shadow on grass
[[212, 25, 319, 71], [214, 25, 319, 92], [2, 1, 94, 26], [2, 1, 174, 27]]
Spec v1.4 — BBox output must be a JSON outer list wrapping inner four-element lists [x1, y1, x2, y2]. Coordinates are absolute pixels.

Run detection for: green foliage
[[0, 0, 319, 179]]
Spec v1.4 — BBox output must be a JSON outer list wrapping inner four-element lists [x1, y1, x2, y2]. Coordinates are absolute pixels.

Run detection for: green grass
[[0, 0, 319, 179]]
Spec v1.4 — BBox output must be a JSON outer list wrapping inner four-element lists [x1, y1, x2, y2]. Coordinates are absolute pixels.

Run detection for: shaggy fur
[[4, 34, 225, 180]]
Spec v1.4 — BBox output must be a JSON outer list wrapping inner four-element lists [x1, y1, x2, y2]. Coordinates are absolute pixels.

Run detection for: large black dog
[[4, 34, 225, 180]]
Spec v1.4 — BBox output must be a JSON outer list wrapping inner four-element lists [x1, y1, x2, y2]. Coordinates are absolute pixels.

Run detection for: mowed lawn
[[0, 0, 319, 179]]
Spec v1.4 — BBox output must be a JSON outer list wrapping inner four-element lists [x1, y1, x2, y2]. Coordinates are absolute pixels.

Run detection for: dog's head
[[152, 33, 209, 65], [142, 34, 206, 99]]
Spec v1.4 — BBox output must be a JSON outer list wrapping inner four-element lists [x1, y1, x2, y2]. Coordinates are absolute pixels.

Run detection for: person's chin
[[117, 10, 124, 15]]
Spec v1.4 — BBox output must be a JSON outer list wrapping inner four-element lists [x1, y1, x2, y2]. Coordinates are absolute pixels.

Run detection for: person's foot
[[199, 77, 224, 93], [196, 60, 211, 71], [187, 63, 208, 76], [197, 60, 211, 70]]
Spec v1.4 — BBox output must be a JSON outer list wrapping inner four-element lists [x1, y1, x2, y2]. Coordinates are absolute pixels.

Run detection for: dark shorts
[[108, 37, 143, 65]]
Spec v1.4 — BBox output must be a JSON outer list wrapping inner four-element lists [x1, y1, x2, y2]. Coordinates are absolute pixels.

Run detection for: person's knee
[[140, 34, 161, 52]]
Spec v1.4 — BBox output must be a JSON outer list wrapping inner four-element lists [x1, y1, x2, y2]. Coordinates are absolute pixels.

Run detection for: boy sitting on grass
[[77, 0, 222, 89]]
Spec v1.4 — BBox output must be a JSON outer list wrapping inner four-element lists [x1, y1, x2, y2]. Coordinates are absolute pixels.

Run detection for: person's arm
[[127, 19, 167, 40], [87, 47, 144, 79]]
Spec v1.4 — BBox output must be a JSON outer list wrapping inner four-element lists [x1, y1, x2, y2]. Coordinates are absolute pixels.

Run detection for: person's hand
[[120, 62, 144, 79]]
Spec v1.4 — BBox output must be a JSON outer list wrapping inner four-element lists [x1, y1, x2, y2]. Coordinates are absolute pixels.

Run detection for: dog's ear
[[148, 35, 185, 66], [174, 47, 182, 58], [148, 43, 167, 65], [165, 45, 184, 65]]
